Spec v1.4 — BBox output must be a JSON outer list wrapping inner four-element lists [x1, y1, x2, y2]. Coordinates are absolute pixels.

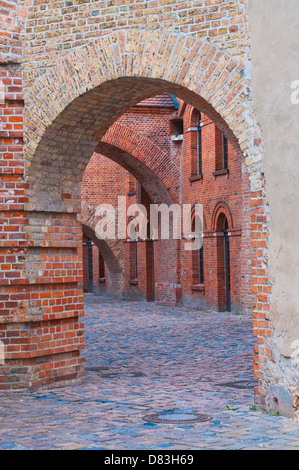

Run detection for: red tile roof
[[137, 93, 177, 108]]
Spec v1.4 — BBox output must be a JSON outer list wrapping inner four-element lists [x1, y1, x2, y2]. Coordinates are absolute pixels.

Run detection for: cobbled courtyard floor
[[1, 294, 299, 450]]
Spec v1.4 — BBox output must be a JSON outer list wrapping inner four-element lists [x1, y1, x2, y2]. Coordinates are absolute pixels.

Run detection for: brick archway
[[80, 128, 179, 304], [95, 142, 173, 206], [1, 29, 270, 398], [24, 29, 251, 214], [80, 124, 177, 299], [211, 200, 234, 232], [80, 201, 125, 275], [100, 123, 176, 204]]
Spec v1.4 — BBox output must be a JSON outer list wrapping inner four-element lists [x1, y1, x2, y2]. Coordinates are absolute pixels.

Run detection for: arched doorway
[[216, 213, 231, 312]]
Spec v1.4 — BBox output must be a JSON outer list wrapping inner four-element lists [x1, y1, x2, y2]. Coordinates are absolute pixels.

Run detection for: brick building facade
[[81, 93, 253, 314]]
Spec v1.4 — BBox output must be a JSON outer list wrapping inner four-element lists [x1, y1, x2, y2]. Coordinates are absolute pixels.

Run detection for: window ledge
[[189, 174, 203, 183], [212, 169, 229, 177], [129, 279, 138, 286], [98, 277, 106, 284], [127, 190, 136, 197], [191, 284, 205, 292]]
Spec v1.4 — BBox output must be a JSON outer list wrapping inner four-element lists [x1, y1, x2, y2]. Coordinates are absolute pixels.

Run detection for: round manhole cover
[[221, 380, 258, 389], [142, 412, 213, 424]]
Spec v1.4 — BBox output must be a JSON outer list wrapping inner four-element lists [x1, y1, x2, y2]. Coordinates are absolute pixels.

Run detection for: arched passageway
[[79, 125, 178, 303], [24, 30, 250, 216], [1, 29, 267, 407]]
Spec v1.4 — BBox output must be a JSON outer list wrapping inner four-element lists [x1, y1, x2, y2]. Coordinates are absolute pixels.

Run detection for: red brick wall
[[180, 104, 252, 313], [81, 96, 252, 313], [81, 96, 182, 304]]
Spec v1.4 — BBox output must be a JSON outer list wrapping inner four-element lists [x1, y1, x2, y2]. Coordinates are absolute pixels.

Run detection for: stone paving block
[[0, 296, 298, 450]]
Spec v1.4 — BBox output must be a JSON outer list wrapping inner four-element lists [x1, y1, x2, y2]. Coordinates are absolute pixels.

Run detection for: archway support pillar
[[0, 208, 85, 390]]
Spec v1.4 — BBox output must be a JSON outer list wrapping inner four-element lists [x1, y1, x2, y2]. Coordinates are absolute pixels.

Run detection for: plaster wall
[[248, 0, 299, 400]]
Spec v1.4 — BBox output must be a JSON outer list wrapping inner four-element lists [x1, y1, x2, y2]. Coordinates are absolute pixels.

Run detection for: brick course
[[22, 0, 249, 88]]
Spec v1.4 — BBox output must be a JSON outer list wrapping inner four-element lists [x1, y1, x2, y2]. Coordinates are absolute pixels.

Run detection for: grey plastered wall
[[248, 0, 299, 393]]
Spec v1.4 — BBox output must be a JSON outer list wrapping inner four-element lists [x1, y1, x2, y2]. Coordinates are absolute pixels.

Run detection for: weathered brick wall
[[80, 96, 252, 312], [181, 104, 253, 313], [0, 0, 26, 63], [80, 96, 182, 304], [22, 0, 249, 88], [0, 3, 86, 388], [82, 152, 125, 208]]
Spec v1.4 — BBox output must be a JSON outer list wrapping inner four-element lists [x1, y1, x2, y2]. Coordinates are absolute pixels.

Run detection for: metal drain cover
[[143, 412, 213, 424], [220, 380, 258, 389]]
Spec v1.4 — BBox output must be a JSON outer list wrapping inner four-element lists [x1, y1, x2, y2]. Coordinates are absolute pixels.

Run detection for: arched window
[[223, 217, 231, 311], [128, 174, 136, 196], [199, 244, 204, 285], [86, 238, 93, 293], [127, 214, 139, 283], [197, 112, 202, 175], [222, 134, 228, 170], [215, 126, 229, 172], [189, 109, 204, 180]]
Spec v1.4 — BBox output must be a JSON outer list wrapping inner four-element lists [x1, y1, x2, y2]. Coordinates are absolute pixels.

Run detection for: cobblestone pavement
[[1, 294, 299, 450]]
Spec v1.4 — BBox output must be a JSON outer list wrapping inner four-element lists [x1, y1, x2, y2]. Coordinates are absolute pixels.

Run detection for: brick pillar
[[0, 63, 85, 390], [0, 210, 86, 390], [0, 60, 27, 389], [250, 188, 272, 408]]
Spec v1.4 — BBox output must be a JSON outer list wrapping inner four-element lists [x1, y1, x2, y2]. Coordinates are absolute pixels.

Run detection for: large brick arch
[[80, 125, 177, 296], [0, 28, 272, 401], [24, 29, 251, 214], [95, 141, 173, 206], [100, 123, 176, 203]]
